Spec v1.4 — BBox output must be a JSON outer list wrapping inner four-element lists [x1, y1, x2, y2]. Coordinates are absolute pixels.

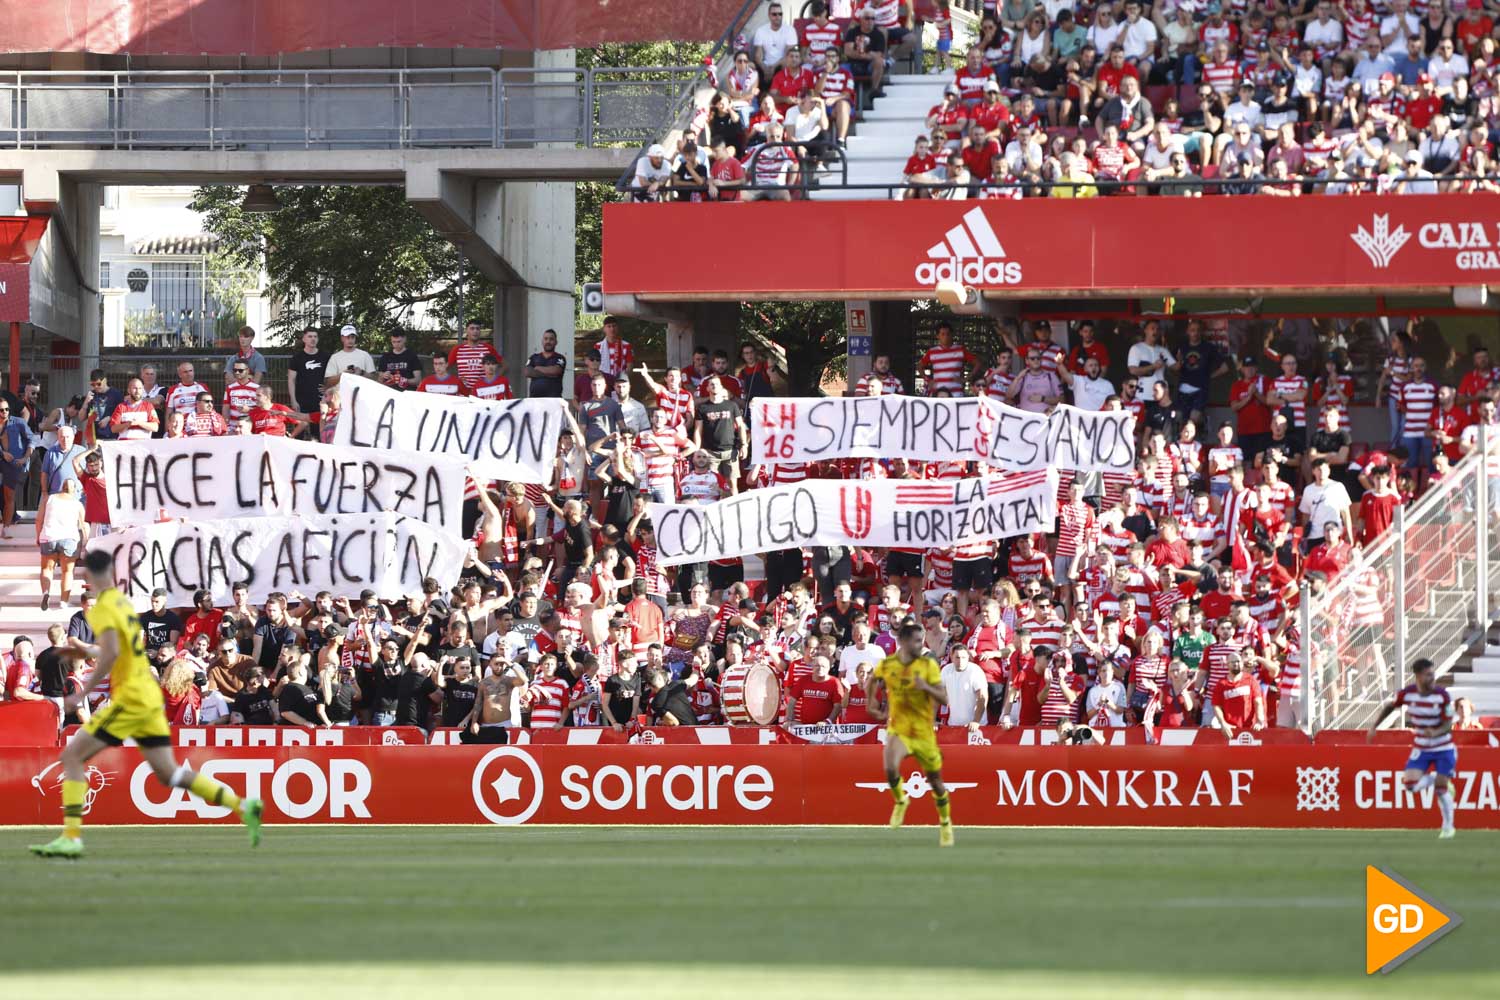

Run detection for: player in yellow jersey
[[30, 549, 263, 858], [866, 622, 954, 846]]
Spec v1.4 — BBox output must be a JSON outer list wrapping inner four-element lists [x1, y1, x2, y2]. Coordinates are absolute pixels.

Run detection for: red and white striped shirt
[[1271, 374, 1309, 426], [1055, 501, 1095, 560], [1200, 639, 1245, 691], [185, 411, 227, 437], [1168, 440, 1204, 477], [655, 387, 694, 428], [854, 372, 903, 396], [1202, 59, 1240, 94], [920, 345, 975, 394], [820, 67, 855, 104], [166, 382, 210, 415], [448, 342, 503, 389], [595, 337, 634, 378], [801, 20, 843, 63], [640, 429, 692, 492], [223, 380, 260, 420], [1017, 340, 1064, 376], [1278, 625, 1301, 698], [1398, 380, 1438, 435], [1131, 653, 1169, 699], [678, 470, 729, 504], [1207, 446, 1243, 487], [526, 676, 571, 728], [1395, 685, 1454, 753], [1009, 551, 1049, 583], [979, 367, 1013, 399], [927, 549, 954, 589]]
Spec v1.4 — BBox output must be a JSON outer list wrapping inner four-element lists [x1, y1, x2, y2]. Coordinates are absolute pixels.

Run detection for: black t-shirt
[[696, 399, 740, 453], [442, 681, 478, 727], [395, 669, 439, 729], [254, 618, 298, 670], [1258, 433, 1304, 471], [35, 647, 67, 698], [438, 643, 481, 676], [1122, 511, 1155, 542], [603, 672, 640, 724], [527, 351, 567, 397], [843, 25, 887, 69], [510, 614, 542, 645], [377, 349, 423, 388], [277, 682, 321, 725], [325, 680, 358, 723], [1176, 341, 1222, 394], [651, 680, 696, 726], [1309, 428, 1351, 469], [139, 609, 183, 653], [1143, 400, 1182, 440], [371, 656, 405, 715], [289, 349, 330, 412], [233, 687, 277, 724], [558, 520, 590, 565]]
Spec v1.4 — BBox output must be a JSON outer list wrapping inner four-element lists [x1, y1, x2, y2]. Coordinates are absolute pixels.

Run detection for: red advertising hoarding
[[5, 745, 1498, 828], [602, 195, 1500, 299]]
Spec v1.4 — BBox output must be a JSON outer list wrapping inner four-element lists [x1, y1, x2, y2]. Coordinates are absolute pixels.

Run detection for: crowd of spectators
[[633, 0, 1500, 198], [2, 308, 1496, 740]]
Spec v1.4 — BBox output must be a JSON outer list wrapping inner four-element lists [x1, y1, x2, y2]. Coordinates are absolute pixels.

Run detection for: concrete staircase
[[815, 74, 948, 202], [1, 519, 78, 647], [1446, 629, 1500, 714]]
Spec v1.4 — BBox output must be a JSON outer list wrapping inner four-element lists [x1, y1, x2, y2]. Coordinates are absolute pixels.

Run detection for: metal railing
[[0, 67, 703, 150], [1302, 423, 1497, 733]]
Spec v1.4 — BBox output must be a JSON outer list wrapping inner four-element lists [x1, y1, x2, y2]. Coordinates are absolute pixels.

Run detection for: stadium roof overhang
[[602, 195, 1500, 313]]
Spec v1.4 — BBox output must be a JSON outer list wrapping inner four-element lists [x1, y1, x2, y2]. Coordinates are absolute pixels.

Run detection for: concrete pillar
[[494, 179, 576, 397]]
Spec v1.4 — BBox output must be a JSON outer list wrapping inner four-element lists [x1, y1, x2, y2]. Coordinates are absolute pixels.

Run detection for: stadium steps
[[0, 525, 79, 641], [815, 75, 947, 202]]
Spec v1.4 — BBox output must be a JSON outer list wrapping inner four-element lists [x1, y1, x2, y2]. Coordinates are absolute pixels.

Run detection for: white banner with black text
[[647, 471, 1056, 566], [100, 435, 468, 530], [330, 376, 567, 484], [85, 512, 469, 609], [752, 396, 1135, 471]]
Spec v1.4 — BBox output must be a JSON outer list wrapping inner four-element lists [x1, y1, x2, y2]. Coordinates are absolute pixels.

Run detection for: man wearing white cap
[[325, 324, 376, 389], [632, 143, 672, 201]]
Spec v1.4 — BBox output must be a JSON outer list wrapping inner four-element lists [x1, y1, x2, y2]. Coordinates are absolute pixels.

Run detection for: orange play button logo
[[1366, 866, 1462, 974]]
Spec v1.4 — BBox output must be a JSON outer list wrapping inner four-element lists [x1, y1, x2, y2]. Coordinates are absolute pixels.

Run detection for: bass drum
[[719, 663, 782, 725]]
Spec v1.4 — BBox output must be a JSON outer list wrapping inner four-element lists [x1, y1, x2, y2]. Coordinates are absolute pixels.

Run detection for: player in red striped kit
[[1369, 658, 1458, 838], [448, 321, 502, 391]]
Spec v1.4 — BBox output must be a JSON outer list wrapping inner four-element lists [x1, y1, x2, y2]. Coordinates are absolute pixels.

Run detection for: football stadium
[[1, 0, 1499, 996]]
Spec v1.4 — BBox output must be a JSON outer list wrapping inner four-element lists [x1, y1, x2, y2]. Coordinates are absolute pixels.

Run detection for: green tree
[[189, 185, 493, 349], [740, 301, 848, 396]]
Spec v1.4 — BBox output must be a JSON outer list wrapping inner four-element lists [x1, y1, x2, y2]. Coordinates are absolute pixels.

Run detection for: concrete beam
[[404, 165, 520, 286], [0, 148, 634, 186]]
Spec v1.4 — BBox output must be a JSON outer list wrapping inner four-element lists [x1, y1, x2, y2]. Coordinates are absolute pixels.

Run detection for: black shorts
[[459, 724, 510, 745], [885, 551, 922, 577], [707, 561, 744, 591], [952, 557, 993, 591]]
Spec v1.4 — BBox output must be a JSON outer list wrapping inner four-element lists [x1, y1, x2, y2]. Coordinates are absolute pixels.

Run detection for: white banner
[[647, 471, 1055, 566], [84, 512, 469, 609], [752, 396, 1135, 472], [331, 376, 567, 483], [100, 436, 468, 530]]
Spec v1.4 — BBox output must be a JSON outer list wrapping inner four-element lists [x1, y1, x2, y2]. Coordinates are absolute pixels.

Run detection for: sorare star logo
[[469, 747, 545, 825]]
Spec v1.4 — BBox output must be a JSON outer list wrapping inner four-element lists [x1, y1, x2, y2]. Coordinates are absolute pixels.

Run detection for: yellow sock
[[188, 773, 241, 812], [888, 776, 907, 804], [61, 778, 86, 840], [933, 791, 952, 825]]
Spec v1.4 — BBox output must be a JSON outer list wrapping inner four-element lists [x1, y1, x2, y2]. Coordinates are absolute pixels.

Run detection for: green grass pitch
[[2, 826, 1496, 999]]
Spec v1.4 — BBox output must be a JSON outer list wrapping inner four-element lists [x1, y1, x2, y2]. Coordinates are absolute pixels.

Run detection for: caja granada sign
[[5, 746, 1500, 828], [602, 194, 1500, 298]]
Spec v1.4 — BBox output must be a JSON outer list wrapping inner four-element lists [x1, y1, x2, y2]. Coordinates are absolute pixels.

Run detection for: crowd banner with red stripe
[[5, 745, 1499, 827], [83, 511, 470, 610], [752, 397, 1136, 472], [647, 471, 1057, 567], [329, 377, 566, 484], [99, 436, 468, 530], [602, 196, 1500, 298]]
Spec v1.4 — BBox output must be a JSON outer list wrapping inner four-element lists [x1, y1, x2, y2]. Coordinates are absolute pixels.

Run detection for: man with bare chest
[[460, 655, 528, 743]]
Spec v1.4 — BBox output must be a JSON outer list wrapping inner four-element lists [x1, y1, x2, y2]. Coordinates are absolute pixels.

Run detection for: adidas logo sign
[[914, 206, 1024, 287]]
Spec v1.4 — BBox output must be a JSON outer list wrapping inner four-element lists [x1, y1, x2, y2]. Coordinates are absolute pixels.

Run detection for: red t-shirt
[[249, 403, 296, 436], [788, 675, 843, 724], [417, 374, 469, 395], [472, 376, 514, 401], [1230, 377, 1272, 436], [1358, 491, 1400, 546], [1211, 674, 1262, 729], [1199, 589, 1236, 623], [1011, 662, 1045, 726], [182, 609, 225, 649], [80, 471, 109, 525], [961, 139, 1001, 181]]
